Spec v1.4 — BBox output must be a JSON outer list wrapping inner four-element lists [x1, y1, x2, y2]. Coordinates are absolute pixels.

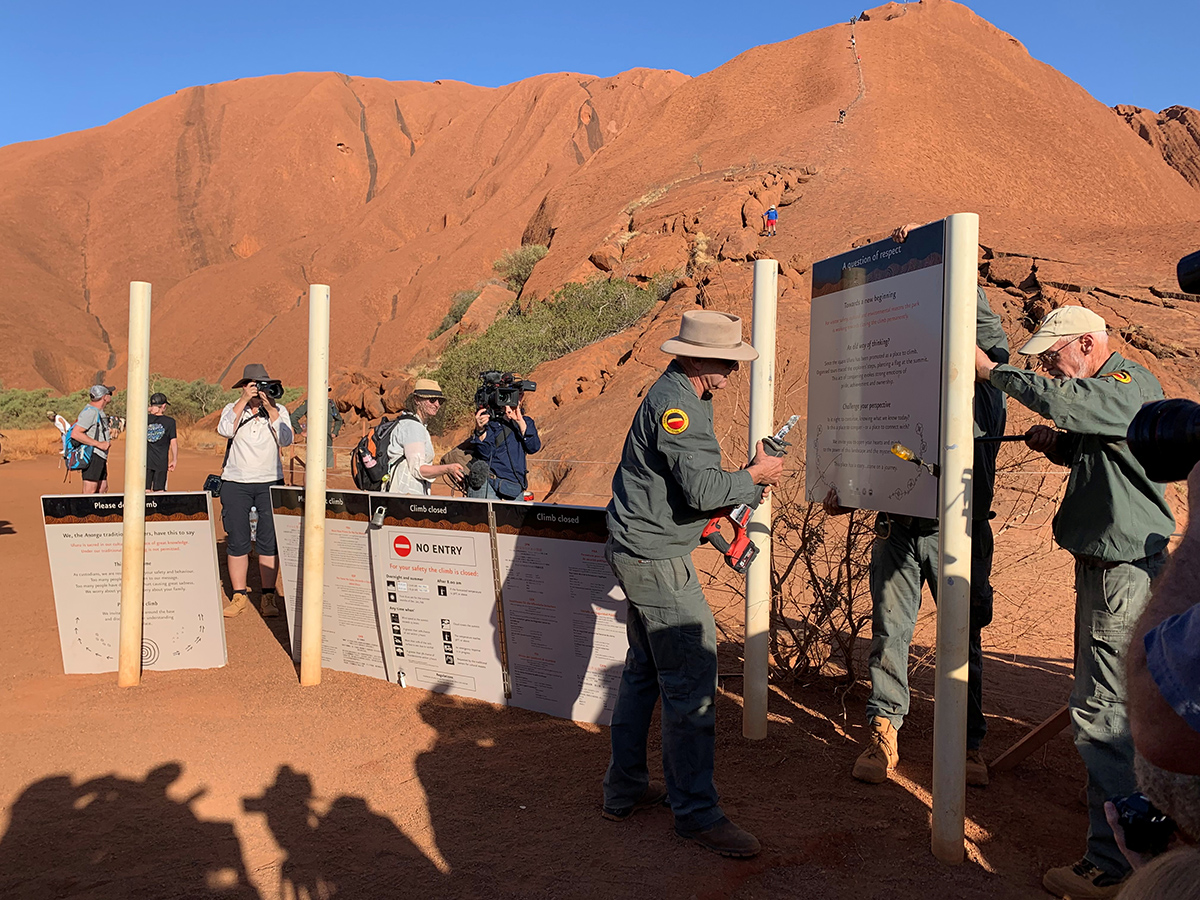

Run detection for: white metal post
[[299, 284, 330, 686], [744, 258, 778, 740], [931, 213, 979, 863], [118, 281, 152, 688]]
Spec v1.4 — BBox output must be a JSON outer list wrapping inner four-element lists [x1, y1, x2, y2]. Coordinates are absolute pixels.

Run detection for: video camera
[[475, 371, 536, 419], [1127, 249, 1200, 482], [255, 379, 284, 401]]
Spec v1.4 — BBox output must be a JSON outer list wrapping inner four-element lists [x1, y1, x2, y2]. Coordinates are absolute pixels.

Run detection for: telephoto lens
[[1127, 398, 1200, 482], [1180, 249, 1200, 295]]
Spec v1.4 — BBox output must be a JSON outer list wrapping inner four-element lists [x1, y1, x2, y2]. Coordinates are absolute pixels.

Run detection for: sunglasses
[[1038, 335, 1083, 366]]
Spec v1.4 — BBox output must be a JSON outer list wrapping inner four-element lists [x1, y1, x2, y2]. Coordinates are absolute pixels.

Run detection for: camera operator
[[217, 364, 293, 620], [468, 374, 541, 501], [975, 306, 1175, 898]]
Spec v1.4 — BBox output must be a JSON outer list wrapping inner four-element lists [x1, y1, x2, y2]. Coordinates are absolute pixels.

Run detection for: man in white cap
[[975, 305, 1175, 899], [602, 310, 784, 858], [72, 385, 116, 494]]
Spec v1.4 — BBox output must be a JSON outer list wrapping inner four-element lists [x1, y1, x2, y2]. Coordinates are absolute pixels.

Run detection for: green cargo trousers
[[603, 541, 724, 832], [1071, 552, 1165, 878]]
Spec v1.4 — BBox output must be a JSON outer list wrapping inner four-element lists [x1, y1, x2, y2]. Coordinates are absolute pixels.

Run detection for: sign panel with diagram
[[42, 492, 226, 674]]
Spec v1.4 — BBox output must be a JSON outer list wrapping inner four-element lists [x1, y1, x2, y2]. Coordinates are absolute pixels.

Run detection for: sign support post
[[118, 281, 152, 688], [744, 259, 778, 740], [300, 284, 330, 686], [930, 212, 979, 864]]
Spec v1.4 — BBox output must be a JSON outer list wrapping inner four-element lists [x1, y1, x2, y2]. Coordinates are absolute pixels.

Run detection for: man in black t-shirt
[[146, 392, 178, 492]]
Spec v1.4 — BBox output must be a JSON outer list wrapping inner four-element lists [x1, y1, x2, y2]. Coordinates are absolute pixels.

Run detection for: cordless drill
[[701, 415, 798, 573]]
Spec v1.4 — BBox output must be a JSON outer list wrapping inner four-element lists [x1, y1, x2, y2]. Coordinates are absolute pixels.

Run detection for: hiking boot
[[601, 781, 667, 821], [852, 716, 899, 784], [260, 594, 280, 618], [675, 816, 761, 858], [966, 749, 989, 787], [1042, 859, 1126, 898], [223, 592, 249, 618]]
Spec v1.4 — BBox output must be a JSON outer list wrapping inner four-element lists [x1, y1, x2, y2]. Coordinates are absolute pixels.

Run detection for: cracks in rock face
[[175, 85, 213, 271], [578, 99, 604, 154], [79, 199, 116, 381], [217, 314, 278, 385], [339, 74, 378, 203], [393, 100, 416, 156]]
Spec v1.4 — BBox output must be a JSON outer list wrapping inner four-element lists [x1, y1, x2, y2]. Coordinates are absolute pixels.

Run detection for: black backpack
[[350, 413, 418, 491]]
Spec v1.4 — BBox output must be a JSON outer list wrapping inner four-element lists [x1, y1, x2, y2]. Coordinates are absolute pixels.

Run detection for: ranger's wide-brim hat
[[660, 310, 759, 362], [232, 363, 273, 388], [411, 378, 446, 400], [1018, 305, 1107, 356]]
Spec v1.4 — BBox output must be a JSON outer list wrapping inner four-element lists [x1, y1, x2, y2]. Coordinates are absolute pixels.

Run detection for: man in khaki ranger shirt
[[603, 310, 783, 859], [975, 305, 1174, 900]]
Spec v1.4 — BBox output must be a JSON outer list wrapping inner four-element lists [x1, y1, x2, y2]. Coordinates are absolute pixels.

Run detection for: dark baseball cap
[[149, 392, 170, 406]]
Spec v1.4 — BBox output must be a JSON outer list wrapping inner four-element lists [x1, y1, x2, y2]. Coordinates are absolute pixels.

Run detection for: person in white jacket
[[217, 364, 293, 619], [385, 379, 464, 495]]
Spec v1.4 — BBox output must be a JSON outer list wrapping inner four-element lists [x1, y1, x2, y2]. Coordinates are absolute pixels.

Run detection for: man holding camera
[[602, 310, 783, 859], [975, 306, 1175, 898], [468, 375, 541, 501]]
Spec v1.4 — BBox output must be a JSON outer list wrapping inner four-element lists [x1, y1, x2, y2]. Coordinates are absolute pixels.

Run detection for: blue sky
[[1, 1, 1196, 149]]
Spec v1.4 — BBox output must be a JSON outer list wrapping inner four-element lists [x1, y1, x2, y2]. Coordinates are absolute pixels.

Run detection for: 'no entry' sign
[[393, 535, 412, 557]]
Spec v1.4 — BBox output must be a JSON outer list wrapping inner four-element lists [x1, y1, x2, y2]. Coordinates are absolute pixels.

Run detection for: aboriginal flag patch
[[1102, 371, 1133, 384], [662, 409, 689, 435]]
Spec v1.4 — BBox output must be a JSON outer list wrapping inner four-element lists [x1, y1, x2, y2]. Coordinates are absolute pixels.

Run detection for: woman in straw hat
[[385, 379, 465, 495]]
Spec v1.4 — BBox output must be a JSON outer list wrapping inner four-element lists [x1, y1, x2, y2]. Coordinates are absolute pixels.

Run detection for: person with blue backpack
[[70, 385, 115, 494]]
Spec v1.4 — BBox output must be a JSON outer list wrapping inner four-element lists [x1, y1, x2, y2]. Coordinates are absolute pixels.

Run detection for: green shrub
[[431, 274, 674, 428], [0, 375, 304, 429], [429, 289, 481, 340], [493, 244, 548, 295]]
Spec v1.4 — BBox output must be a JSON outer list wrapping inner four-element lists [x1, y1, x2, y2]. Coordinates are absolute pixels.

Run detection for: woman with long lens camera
[[217, 363, 293, 619]]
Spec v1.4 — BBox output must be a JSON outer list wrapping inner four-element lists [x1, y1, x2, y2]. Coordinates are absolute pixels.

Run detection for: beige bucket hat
[[660, 310, 759, 362], [1018, 306, 1107, 356], [412, 378, 446, 400]]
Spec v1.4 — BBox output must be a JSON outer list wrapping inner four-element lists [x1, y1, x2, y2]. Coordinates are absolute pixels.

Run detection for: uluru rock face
[[2, 0, 1199, 456], [0, 69, 686, 390], [1114, 105, 1200, 189]]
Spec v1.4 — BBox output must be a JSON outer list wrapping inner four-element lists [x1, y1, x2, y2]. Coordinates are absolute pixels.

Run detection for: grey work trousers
[[865, 515, 994, 750], [602, 540, 723, 832], [1072, 553, 1164, 878]]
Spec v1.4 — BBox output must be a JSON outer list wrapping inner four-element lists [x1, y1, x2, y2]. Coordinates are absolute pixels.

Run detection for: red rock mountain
[[3, 1, 1200, 499]]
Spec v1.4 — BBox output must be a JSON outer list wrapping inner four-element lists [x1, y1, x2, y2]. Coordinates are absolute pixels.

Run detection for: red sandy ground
[[1, 440, 1109, 900]]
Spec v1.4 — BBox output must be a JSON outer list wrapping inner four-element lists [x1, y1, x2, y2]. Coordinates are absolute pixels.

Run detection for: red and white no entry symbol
[[393, 535, 412, 557]]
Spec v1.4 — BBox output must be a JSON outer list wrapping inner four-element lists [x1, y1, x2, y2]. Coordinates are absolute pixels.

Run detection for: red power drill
[[701, 415, 798, 573]]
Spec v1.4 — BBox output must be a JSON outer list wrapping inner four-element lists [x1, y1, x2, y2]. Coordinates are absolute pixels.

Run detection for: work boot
[[675, 816, 761, 858], [1042, 859, 1126, 898], [852, 716, 899, 784], [223, 592, 249, 618], [601, 781, 667, 821], [966, 749, 989, 787], [260, 594, 280, 618]]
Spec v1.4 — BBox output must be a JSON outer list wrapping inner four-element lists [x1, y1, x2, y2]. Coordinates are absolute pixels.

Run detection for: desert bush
[[429, 289, 481, 339], [0, 375, 302, 430], [431, 274, 673, 428], [492, 244, 548, 295]]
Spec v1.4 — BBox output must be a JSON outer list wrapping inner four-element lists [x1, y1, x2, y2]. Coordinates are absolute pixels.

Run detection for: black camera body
[[1111, 792, 1176, 856], [474, 371, 536, 419], [256, 379, 284, 401]]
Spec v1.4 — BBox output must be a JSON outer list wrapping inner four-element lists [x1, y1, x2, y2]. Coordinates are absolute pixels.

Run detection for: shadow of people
[[0, 763, 259, 899], [244, 764, 444, 899], [0, 519, 14, 535]]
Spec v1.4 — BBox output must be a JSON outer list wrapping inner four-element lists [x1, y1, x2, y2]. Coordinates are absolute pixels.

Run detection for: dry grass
[[177, 425, 224, 455], [1, 427, 64, 461]]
